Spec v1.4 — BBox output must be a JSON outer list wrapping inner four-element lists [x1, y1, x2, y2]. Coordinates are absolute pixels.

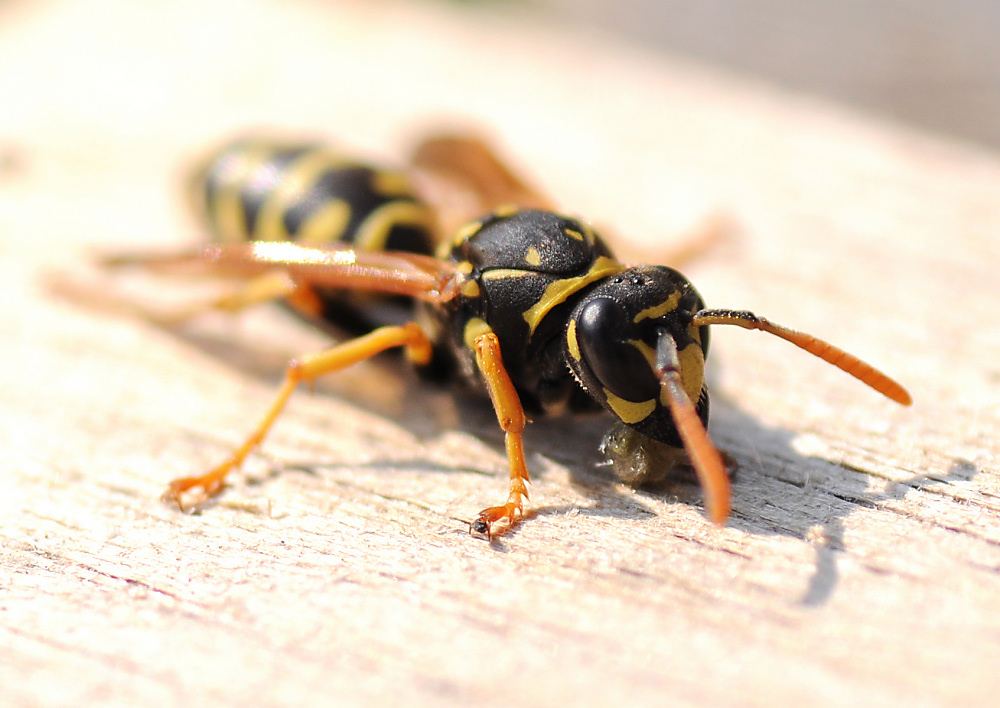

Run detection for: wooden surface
[[2, 1, 999, 706]]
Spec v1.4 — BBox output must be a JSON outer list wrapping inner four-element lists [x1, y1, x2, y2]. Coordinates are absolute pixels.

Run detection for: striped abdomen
[[191, 138, 438, 332], [191, 138, 436, 255]]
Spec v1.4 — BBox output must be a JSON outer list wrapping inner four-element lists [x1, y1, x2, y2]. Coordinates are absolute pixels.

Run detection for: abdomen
[[190, 137, 438, 332]]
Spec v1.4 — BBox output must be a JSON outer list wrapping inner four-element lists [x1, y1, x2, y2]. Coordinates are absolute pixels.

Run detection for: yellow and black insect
[[108, 133, 911, 537]]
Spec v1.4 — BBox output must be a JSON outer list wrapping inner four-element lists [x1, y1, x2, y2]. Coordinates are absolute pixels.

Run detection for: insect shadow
[[692, 384, 976, 606]]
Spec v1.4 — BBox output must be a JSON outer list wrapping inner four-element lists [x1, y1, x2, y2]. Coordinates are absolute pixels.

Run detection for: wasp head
[[566, 265, 710, 446], [565, 265, 732, 523]]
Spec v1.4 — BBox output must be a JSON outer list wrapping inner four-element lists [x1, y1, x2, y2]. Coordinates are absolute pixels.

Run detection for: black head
[[566, 265, 709, 446], [565, 264, 733, 523]]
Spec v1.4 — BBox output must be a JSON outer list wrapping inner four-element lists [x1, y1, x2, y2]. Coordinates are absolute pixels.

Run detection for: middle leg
[[165, 322, 433, 507]]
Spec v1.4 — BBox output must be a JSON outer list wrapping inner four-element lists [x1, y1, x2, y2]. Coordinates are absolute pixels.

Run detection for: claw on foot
[[161, 465, 231, 509], [470, 502, 522, 539]]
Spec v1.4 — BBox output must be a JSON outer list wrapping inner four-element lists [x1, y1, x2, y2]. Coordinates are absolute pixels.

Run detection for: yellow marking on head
[[452, 220, 483, 247], [525, 247, 541, 267], [456, 261, 474, 275], [678, 342, 705, 404], [628, 339, 657, 370], [603, 389, 656, 425], [297, 199, 351, 244], [461, 280, 481, 298], [687, 320, 703, 347], [629, 337, 704, 403], [463, 317, 493, 350], [354, 201, 433, 252], [372, 170, 413, 197], [566, 318, 581, 361], [632, 291, 682, 324], [564, 228, 584, 241], [658, 342, 705, 408], [522, 256, 624, 336], [254, 149, 350, 241]]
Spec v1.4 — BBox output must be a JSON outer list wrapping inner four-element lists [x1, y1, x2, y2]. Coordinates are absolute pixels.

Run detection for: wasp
[[105, 132, 911, 537]]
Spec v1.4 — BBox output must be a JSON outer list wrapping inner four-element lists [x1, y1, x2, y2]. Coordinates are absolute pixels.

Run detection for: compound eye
[[575, 297, 659, 402]]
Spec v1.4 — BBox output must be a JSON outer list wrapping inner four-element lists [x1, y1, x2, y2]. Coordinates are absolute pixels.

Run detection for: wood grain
[[2, 1, 998, 706]]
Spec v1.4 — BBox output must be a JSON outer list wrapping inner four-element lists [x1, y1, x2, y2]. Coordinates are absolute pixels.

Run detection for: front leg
[[468, 328, 530, 538]]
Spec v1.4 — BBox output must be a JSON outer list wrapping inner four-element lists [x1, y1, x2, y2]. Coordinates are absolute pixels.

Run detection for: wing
[[408, 133, 555, 238], [102, 242, 462, 305]]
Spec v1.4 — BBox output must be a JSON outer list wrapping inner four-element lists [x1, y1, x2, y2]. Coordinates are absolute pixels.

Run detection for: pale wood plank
[[1, 1, 998, 706]]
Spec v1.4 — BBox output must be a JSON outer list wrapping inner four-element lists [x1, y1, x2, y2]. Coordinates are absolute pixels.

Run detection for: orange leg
[[608, 212, 735, 269], [165, 322, 433, 507], [164, 271, 325, 324], [469, 331, 530, 538], [58, 264, 324, 326]]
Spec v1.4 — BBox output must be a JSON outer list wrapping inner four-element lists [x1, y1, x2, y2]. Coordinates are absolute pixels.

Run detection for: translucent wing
[[103, 242, 461, 304]]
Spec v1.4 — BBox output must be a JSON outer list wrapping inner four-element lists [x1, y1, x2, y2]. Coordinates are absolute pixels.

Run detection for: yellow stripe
[[452, 220, 483, 248], [678, 341, 706, 406], [632, 292, 681, 323], [480, 269, 536, 281], [254, 150, 350, 241], [603, 389, 656, 424], [212, 188, 249, 243], [522, 256, 623, 336], [353, 201, 433, 252], [372, 170, 413, 197], [628, 339, 657, 369], [656, 341, 706, 408], [210, 144, 275, 243], [566, 318, 580, 361], [632, 335, 705, 409], [297, 199, 351, 244]]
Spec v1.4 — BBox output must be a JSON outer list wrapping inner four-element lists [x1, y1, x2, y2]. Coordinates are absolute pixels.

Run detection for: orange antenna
[[691, 309, 912, 406]]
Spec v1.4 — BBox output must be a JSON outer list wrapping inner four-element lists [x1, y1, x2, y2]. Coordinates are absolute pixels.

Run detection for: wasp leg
[[165, 322, 433, 508], [469, 330, 530, 538], [609, 212, 735, 269], [163, 272, 325, 324], [105, 271, 322, 326], [162, 271, 328, 323]]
